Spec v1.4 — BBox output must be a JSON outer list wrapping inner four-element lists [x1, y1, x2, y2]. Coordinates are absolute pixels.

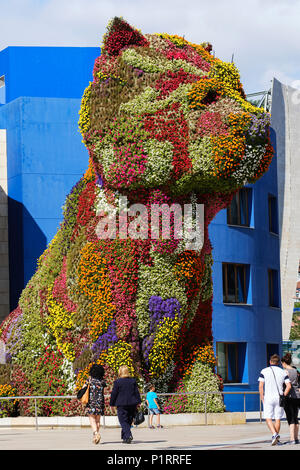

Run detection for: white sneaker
[[271, 433, 279, 446]]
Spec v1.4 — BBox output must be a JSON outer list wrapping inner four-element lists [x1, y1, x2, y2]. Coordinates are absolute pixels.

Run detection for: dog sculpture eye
[[1, 17, 273, 415]]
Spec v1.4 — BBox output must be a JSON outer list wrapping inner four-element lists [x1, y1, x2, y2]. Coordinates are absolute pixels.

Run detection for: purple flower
[[92, 320, 118, 358], [96, 173, 103, 187], [142, 296, 181, 363], [134, 68, 144, 77], [247, 113, 270, 141], [142, 334, 155, 365]]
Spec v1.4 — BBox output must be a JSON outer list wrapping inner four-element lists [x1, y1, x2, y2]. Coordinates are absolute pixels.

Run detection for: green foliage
[[290, 313, 300, 340], [200, 254, 213, 302], [183, 361, 225, 412], [136, 253, 187, 338]]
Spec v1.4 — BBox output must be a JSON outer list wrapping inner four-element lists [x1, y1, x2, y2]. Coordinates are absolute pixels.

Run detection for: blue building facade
[[0, 46, 282, 411], [210, 129, 282, 411], [0, 46, 100, 103], [0, 46, 100, 309]]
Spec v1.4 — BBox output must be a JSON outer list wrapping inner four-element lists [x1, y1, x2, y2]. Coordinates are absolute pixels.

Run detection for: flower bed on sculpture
[[0, 17, 273, 417]]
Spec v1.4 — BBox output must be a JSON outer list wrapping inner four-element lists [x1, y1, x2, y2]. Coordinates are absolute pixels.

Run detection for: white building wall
[[0, 128, 10, 323], [271, 78, 300, 340]]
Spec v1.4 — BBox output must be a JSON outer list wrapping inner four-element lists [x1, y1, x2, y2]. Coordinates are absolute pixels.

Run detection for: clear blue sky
[[0, 0, 300, 94]]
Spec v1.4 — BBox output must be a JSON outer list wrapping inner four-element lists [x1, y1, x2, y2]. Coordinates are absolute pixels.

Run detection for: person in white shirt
[[258, 354, 291, 446]]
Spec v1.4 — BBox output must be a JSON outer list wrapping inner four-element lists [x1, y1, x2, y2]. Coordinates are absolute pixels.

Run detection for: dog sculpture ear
[[102, 16, 149, 57]]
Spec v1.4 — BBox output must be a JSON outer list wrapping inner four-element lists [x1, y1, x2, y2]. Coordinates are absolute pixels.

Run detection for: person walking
[[258, 353, 291, 446], [85, 363, 106, 444], [110, 365, 141, 444], [146, 384, 163, 429], [281, 352, 300, 445]]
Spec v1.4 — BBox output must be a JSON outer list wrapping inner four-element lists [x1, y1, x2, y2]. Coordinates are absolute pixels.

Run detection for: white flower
[[141, 139, 174, 187], [232, 143, 266, 184]]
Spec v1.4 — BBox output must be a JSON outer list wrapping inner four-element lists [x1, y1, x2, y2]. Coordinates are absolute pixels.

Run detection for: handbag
[[270, 366, 285, 407], [77, 382, 90, 405], [133, 409, 145, 426]]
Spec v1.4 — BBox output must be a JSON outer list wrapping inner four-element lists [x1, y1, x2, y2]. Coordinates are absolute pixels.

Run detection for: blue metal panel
[[0, 46, 100, 102], [0, 45, 100, 309], [0, 95, 89, 309]]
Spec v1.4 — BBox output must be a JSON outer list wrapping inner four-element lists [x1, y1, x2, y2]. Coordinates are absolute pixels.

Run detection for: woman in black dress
[[85, 364, 106, 444], [110, 365, 141, 444]]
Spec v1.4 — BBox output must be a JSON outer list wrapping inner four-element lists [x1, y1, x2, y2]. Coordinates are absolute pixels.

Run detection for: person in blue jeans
[[146, 384, 163, 429]]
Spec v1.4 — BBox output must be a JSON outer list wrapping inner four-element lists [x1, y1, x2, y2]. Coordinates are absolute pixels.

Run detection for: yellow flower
[[78, 82, 93, 141], [46, 286, 75, 361], [106, 341, 134, 375]]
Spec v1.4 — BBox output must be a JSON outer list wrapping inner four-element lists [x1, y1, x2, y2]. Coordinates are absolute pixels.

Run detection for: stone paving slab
[[0, 421, 298, 451]]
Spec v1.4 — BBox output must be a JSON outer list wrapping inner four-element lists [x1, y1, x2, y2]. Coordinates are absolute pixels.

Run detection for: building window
[[268, 269, 279, 307], [216, 342, 247, 383], [0, 75, 5, 104], [268, 194, 278, 234], [266, 344, 279, 365], [227, 188, 252, 227], [222, 263, 249, 304]]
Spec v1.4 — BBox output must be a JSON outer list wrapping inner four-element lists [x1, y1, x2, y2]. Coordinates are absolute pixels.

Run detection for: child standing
[[146, 384, 163, 429]]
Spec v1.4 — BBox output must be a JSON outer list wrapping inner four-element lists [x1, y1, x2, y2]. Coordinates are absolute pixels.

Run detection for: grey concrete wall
[[0, 129, 10, 323], [271, 78, 300, 340]]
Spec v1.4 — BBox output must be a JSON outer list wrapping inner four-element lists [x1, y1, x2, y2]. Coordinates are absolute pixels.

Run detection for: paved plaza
[[0, 419, 298, 451]]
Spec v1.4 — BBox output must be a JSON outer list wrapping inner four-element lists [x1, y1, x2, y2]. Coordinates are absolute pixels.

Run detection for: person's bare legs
[[95, 415, 101, 433], [289, 424, 299, 442], [89, 414, 97, 432], [274, 419, 281, 435], [266, 418, 280, 436], [149, 413, 153, 427], [89, 414, 100, 443], [290, 424, 295, 441]]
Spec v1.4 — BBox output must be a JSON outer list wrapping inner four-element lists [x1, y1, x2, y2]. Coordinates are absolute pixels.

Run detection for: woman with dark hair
[[281, 353, 300, 445], [85, 363, 106, 444]]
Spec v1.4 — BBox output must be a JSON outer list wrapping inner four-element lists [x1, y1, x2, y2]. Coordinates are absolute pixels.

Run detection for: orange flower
[[174, 251, 204, 300], [77, 242, 116, 341]]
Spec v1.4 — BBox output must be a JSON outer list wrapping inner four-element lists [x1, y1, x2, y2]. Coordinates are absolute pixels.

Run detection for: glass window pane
[[222, 264, 227, 303], [237, 266, 245, 303], [240, 190, 248, 226], [226, 264, 236, 303], [217, 343, 226, 380], [227, 344, 237, 382], [267, 344, 279, 365], [229, 194, 239, 225], [223, 263, 249, 304]]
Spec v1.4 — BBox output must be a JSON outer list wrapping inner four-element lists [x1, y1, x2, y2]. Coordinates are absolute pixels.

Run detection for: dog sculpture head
[[79, 17, 273, 198]]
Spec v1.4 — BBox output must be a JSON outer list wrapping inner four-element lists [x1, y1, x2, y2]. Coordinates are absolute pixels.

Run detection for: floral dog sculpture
[[0, 18, 273, 416]]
